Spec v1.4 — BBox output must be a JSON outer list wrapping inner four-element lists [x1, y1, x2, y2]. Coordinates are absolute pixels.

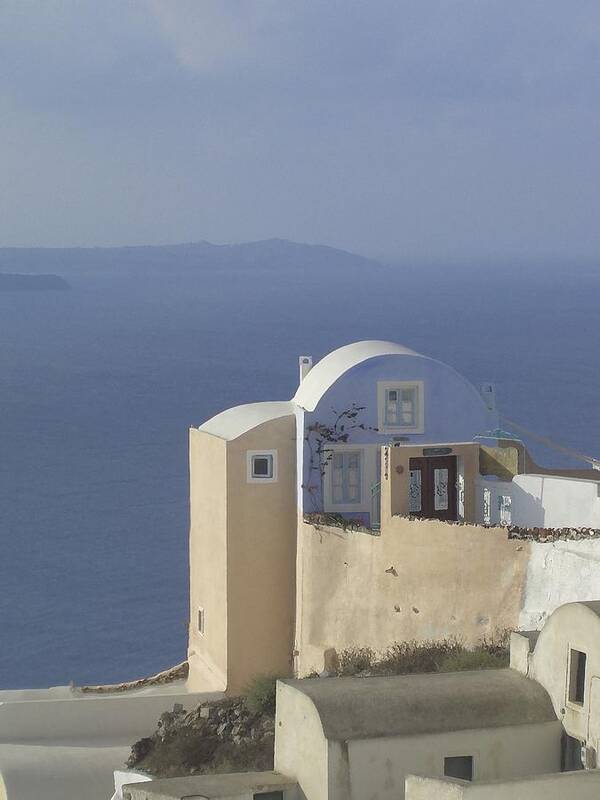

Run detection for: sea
[[1, 261, 599, 688]]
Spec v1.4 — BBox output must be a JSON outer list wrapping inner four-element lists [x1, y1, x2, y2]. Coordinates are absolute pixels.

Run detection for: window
[[409, 468, 422, 513], [378, 381, 424, 433], [457, 471, 465, 520], [498, 494, 512, 525], [444, 755, 473, 781], [253, 455, 273, 478], [198, 608, 205, 635], [332, 451, 362, 505], [434, 467, 449, 511], [483, 487, 491, 525], [253, 793, 284, 800], [247, 450, 278, 483], [568, 649, 587, 705]]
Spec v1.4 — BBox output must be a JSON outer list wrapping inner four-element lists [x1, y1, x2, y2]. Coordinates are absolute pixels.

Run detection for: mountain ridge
[[0, 239, 384, 275]]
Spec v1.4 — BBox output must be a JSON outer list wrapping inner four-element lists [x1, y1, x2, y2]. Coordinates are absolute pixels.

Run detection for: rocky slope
[[127, 696, 275, 778]]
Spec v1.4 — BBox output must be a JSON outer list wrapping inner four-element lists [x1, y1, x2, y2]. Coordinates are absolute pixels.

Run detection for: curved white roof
[[293, 340, 423, 412], [198, 401, 296, 441]]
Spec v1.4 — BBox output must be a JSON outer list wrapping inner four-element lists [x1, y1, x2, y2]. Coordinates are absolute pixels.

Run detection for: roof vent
[[480, 382, 496, 412], [299, 356, 313, 384]]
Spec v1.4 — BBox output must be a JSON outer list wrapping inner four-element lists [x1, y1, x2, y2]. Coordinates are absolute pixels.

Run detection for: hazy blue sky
[[1, 1, 600, 261]]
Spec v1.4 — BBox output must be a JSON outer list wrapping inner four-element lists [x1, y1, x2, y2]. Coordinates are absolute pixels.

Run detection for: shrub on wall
[[243, 673, 282, 716], [323, 635, 509, 678]]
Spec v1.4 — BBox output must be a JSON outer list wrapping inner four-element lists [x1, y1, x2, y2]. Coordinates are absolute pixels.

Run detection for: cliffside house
[[124, 601, 600, 800], [187, 341, 600, 693]]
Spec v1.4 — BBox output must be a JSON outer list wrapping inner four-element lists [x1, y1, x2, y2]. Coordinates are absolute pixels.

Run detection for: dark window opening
[[253, 793, 284, 800], [569, 649, 587, 705], [444, 755, 473, 781], [252, 455, 273, 478]]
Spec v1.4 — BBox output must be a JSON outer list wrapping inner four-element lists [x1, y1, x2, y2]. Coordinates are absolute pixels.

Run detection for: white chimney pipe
[[299, 355, 313, 384]]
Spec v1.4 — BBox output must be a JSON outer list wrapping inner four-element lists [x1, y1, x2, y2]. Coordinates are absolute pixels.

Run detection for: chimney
[[299, 355, 313, 384]]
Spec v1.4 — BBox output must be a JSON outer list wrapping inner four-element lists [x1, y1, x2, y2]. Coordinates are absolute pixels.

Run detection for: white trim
[[246, 449, 278, 483], [323, 444, 377, 513], [377, 380, 425, 434]]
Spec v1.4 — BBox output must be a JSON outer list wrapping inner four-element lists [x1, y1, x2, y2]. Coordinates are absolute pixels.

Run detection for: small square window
[[198, 608, 205, 635], [247, 450, 278, 483], [378, 381, 424, 433], [568, 648, 587, 705], [444, 755, 473, 781], [252, 455, 273, 478]]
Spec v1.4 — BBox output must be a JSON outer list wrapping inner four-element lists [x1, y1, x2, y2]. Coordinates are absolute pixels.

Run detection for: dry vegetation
[[330, 634, 509, 677], [127, 636, 509, 778]]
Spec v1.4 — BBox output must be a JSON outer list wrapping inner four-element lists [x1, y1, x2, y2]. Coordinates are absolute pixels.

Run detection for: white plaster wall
[[345, 722, 561, 800], [406, 772, 600, 800], [0, 743, 129, 800], [519, 539, 600, 630], [275, 682, 329, 800], [514, 474, 600, 528], [477, 475, 600, 529], [112, 771, 152, 800], [0, 689, 217, 743]]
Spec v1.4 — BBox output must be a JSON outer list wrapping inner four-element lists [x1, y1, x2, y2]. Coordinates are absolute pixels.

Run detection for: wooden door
[[408, 455, 457, 521]]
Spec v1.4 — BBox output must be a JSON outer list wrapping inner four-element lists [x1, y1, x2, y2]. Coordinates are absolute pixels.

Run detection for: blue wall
[[301, 354, 498, 516]]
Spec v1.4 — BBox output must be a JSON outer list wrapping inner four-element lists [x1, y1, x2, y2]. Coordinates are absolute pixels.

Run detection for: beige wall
[[225, 416, 297, 693], [296, 482, 530, 673], [388, 444, 480, 522], [344, 722, 561, 800], [275, 681, 329, 800], [406, 772, 600, 800], [188, 416, 297, 694], [188, 429, 228, 691]]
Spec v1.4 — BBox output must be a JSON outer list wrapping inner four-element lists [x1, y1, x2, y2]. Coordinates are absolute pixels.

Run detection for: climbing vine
[[302, 404, 377, 511]]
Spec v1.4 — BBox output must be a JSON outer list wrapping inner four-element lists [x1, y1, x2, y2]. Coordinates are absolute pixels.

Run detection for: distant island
[[0, 239, 383, 276], [0, 273, 70, 291]]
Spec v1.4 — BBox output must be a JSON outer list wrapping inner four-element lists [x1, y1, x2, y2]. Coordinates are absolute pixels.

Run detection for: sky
[[1, 1, 599, 262]]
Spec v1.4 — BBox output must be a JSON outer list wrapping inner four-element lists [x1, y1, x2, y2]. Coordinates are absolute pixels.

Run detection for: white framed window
[[198, 607, 205, 635], [246, 450, 278, 483], [377, 381, 424, 433], [332, 451, 362, 505], [323, 445, 376, 513]]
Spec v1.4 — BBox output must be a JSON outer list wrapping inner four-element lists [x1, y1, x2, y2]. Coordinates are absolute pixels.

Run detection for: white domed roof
[[293, 340, 424, 412], [198, 401, 296, 441]]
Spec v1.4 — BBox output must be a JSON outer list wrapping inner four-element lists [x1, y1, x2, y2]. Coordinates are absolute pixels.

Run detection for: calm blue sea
[[0, 264, 599, 688]]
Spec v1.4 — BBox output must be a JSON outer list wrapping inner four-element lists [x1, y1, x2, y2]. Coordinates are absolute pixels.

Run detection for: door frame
[[408, 455, 458, 521]]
